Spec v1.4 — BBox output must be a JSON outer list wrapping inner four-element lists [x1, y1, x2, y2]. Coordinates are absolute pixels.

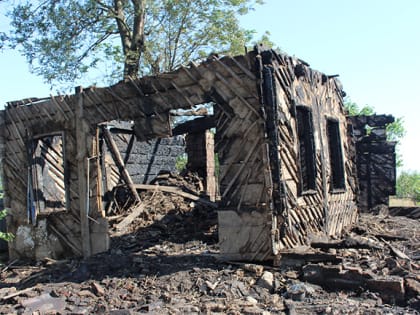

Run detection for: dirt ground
[[0, 180, 419, 314]]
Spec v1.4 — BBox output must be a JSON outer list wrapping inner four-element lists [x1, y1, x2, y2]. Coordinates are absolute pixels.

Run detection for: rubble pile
[[0, 175, 419, 314], [109, 172, 218, 247]]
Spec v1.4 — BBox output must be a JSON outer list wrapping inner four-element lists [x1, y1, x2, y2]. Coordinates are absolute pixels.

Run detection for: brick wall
[[111, 132, 185, 184]]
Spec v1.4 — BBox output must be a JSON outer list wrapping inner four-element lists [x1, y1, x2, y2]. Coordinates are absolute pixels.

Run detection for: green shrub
[[0, 209, 13, 242], [396, 171, 420, 203], [176, 154, 188, 172]]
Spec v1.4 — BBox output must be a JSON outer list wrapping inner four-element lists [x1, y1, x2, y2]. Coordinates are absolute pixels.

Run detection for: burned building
[[349, 115, 397, 212], [0, 46, 396, 261]]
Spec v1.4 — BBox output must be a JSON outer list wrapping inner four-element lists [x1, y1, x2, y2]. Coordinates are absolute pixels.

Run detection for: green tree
[[396, 171, 420, 203], [344, 100, 406, 167], [252, 31, 278, 50], [4, 0, 262, 85]]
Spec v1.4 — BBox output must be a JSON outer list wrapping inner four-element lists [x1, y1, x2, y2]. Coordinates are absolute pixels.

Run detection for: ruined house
[[0, 46, 396, 261]]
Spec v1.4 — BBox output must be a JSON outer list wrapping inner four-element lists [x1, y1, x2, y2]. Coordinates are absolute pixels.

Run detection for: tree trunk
[[124, 0, 146, 80], [114, 0, 146, 81]]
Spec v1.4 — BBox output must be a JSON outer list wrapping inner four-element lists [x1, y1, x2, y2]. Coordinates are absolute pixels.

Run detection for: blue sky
[[1, 0, 419, 171]]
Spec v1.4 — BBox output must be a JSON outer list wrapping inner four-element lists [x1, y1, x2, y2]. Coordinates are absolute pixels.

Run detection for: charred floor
[[0, 184, 419, 314]]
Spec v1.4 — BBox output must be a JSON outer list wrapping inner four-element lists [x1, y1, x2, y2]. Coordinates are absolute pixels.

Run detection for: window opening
[[296, 106, 317, 192], [29, 133, 68, 219], [327, 119, 345, 190]]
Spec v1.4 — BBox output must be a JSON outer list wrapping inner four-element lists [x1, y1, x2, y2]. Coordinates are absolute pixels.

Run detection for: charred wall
[[104, 122, 185, 187], [218, 47, 359, 260], [254, 48, 358, 254], [1, 47, 370, 262], [350, 115, 396, 212], [1, 52, 268, 260]]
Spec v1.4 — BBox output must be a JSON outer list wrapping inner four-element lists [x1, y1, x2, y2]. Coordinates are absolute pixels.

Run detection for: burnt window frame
[[28, 131, 69, 222], [296, 105, 317, 194], [326, 118, 346, 192]]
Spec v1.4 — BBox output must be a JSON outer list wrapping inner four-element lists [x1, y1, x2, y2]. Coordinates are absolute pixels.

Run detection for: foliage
[[0, 179, 12, 241], [144, 0, 259, 74], [344, 99, 406, 167], [175, 153, 220, 178], [385, 116, 405, 143], [175, 154, 188, 172], [344, 100, 375, 116], [251, 31, 279, 51], [396, 170, 420, 203], [0, 210, 13, 242], [5, 0, 263, 86], [0, 32, 7, 50], [214, 152, 220, 178]]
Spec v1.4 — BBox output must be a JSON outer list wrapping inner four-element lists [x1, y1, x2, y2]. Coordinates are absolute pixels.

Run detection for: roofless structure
[[0, 46, 396, 261]]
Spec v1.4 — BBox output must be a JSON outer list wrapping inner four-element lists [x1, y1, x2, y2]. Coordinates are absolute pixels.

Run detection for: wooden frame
[[28, 131, 69, 219], [1, 46, 393, 262]]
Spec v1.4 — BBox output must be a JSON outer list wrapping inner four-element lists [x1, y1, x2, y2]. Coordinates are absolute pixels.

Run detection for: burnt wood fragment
[[172, 116, 215, 136]]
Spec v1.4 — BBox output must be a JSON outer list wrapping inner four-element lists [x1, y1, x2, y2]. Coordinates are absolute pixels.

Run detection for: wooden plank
[[221, 139, 260, 199], [88, 89, 115, 118], [102, 128, 141, 202], [1, 287, 34, 301], [214, 58, 257, 96], [133, 184, 217, 208], [57, 95, 74, 117], [275, 250, 342, 266], [171, 82, 195, 107], [314, 99, 330, 233], [75, 87, 92, 258], [95, 128, 104, 217], [115, 203, 146, 232], [49, 94, 69, 120], [180, 65, 200, 83], [204, 131, 217, 202], [5, 111, 25, 146], [82, 92, 107, 122], [218, 210, 272, 261], [228, 56, 256, 80], [48, 222, 83, 256], [213, 71, 260, 117]]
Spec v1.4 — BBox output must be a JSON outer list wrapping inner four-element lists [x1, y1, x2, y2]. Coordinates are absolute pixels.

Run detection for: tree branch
[[170, 9, 190, 71], [93, 0, 115, 13], [77, 32, 114, 62]]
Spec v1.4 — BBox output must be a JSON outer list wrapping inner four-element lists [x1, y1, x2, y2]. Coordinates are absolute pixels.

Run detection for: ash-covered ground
[[0, 175, 419, 314]]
